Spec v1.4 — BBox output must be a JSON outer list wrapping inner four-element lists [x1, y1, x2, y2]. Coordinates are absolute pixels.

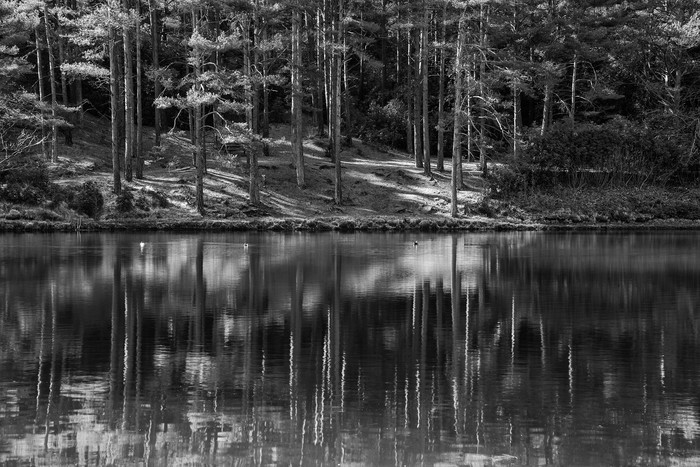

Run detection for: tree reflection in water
[[0, 231, 699, 465]]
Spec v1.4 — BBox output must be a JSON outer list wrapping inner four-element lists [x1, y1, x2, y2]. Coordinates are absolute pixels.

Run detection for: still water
[[0, 231, 699, 466]]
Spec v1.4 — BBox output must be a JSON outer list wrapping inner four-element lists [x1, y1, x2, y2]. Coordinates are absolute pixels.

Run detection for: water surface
[[1, 231, 699, 465]]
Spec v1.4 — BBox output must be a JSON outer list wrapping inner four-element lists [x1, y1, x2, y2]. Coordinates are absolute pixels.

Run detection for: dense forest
[[1, 0, 700, 218]]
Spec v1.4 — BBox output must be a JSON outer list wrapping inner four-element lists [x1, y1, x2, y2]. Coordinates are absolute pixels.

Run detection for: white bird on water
[[140, 242, 145, 253], [244, 243, 249, 249]]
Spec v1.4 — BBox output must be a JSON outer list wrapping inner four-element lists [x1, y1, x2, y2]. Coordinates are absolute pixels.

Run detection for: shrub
[[116, 189, 134, 213], [0, 161, 51, 205], [68, 181, 103, 218], [357, 99, 407, 148]]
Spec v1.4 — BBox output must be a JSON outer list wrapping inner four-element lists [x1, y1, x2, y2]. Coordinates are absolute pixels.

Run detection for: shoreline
[[3, 215, 700, 233]]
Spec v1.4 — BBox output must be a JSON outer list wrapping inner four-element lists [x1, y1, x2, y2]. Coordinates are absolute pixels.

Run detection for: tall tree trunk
[[291, 6, 305, 187], [316, 8, 325, 136], [421, 7, 431, 176], [436, 5, 446, 172], [405, 29, 413, 155], [249, 145, 260, 204], [252, 3, 261, 134], [43, 3, 58, 162], [451, 13, 465, 218], [478, 3, 487, 175], [570, 53, 577, 124], [541, 82, 552, 135], [343, 32, 352, 145], [34, 25, 48, 160], [135, 1, 143, 179], [57, 34, 68, 106], [149, 0, 161, 146], [108, 8, 121, 194], [513, 82, 521, 158], [123, 0, 134, 182], [261, 7, 270, 138], [466, 53, 473, 166], [333, 0, 342, 204], [412, 27, 422, 168], [244, 17, 254, 131], [193, 9, 204, 214]]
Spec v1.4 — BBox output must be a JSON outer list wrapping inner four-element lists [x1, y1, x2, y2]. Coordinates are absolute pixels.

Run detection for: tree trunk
[[478, 3, 487, 175], [261, 8, 270, 138], [43, 3, 58, 162], [192, 9, 204, 214], [34, 25, 48, 160], [123, 0, 134, 182], [541, 82, 552, 135], [513, 82, 521, 158], [343, 32, 352, 146], [291, 6, 305, 187], [244, 17, 254, 131], [57, 33, 68, 106], [333, 0, 342, 204], [421, 8, 431, 176], [436, 5, 446, 172], [149, 0, 161, 146], [405, 29, 413, 155], [412, 27, 422, 168], [316, 8, 325, 136], [135, 0, 143, 179], [451, 13, 465, 218], [108, 8, 121, 194], [249, 144, 260, 204], [570, 53, 577, 124]]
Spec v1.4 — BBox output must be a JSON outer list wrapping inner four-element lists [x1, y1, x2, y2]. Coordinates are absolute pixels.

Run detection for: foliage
[[115, 188, 134, 213], [67, 181, 104, 218], [356, 99, 407, 148], [0, 159, 51, 204]]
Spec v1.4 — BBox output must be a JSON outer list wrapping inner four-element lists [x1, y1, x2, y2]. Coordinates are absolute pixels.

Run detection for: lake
[[0, 231, 699, 466]]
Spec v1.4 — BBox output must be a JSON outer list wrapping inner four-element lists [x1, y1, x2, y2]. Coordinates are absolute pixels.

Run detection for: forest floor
[[3, 114, 700, 231]]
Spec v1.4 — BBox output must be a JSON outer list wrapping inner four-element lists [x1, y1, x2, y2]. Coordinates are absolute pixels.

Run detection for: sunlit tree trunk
[[451, 12, 465, 218], [436, 5, 446, 172], [34, 25, 48, 160], [405, 29, 413, 155], [43, 3, 58, 162], [109, 8, 121, 194], [478, 3, 487, 175], [261, 3, 270, 138], [135, 1, 144, 178], [570, 53, 577, 124], [315, 9, 325, 136], [412, 27, 422, 168], [192, 9, 204, 214], [123, 0, 135, 181], [421, 7, 430, 176], [333, 0, 342, 204], [513, 81, 521, 158], [541, 81, 552, 135], [291, 5, 305, 187], [149, 0, 161, 146]]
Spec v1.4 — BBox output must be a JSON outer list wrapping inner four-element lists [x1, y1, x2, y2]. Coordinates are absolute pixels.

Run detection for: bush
[[0, 161, 51, 205], [68, 181, 103, 218], [116, 189, 134, 213], [357, 99, 407, 148], [485, 164, 528, 199]]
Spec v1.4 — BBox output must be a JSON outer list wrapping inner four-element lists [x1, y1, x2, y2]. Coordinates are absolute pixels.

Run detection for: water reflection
[[1, 232, 700, 465]]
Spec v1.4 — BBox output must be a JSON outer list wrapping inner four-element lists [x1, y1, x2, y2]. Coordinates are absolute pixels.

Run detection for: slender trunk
[[252, 4, 260, 134], [57, 34, 68, 106], [421, 8, 430, 176], [478, 3, 487, 175], [123, 0, 134, 181], [570, 53, 577, 124], [249, 145, 260, 204], [136, 1, 143, 178], [43, 4, 58, 162], [343, 32, 352, 145], [261, 8, 270, 138], [412, 27, 422, 168], [436, 5, 446, 172], [379, 0, 387, 95], [406, 29, 413, 155], [541, 82, 552, 135], [466, 53, 473, 165], [513, 82, 521, 158], [333, 0, 342, 204], [193, 9, 204, 214], [291, 6, 305, 187], [244, 18, 254, 131], [34, 25, 48, 160], [108, 9, 121, 194], [451, 13, 465, 218], [316, 8, 325, 136], [149, 0, 161, 146]]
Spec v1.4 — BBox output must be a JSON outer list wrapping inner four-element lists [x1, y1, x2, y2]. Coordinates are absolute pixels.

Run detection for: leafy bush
[[0, 161, 51, 205], [68, 181, 103, 218], [116, 189, 134, 213], [357, 99, 407, 148]]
